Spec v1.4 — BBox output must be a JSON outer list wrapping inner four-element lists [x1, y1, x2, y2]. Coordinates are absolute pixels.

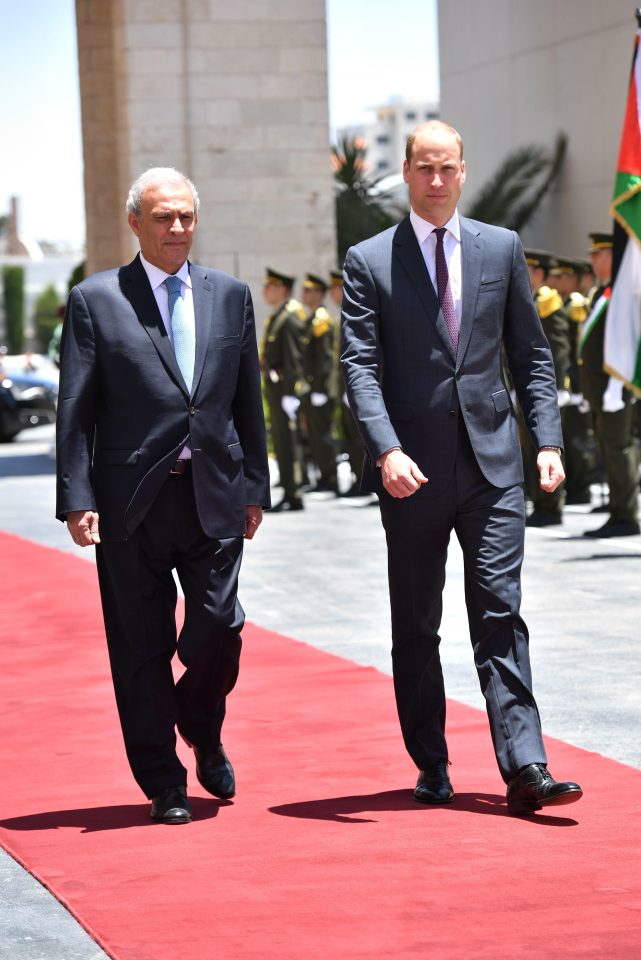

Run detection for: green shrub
[[2, 265, 25, 353], [33, 284, 62, 352]]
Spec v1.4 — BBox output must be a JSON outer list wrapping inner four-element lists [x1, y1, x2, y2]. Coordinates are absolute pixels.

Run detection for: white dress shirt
[[409, 207, 463, 329], [139, 253, 194, 459]]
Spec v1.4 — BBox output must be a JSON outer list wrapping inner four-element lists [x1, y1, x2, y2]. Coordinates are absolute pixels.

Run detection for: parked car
[[0, 357, 58, 442]]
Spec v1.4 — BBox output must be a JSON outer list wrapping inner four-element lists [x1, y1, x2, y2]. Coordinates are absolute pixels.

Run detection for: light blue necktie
[[164, 275, 195, 392]]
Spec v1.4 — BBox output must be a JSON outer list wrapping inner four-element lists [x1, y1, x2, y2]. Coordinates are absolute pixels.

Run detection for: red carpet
[[1, 530, 641, 959]]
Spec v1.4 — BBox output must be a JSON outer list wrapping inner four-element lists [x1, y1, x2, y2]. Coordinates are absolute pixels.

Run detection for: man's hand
[[67, 510, 101, 546], [379, 449, 428, 498], [537, 451, 565, 493], [244, 505, 263, 540]]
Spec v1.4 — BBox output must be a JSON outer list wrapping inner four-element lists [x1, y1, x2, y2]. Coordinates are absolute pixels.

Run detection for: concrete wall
[[438, 0, 636, 258], [76, 0, 336, 326]]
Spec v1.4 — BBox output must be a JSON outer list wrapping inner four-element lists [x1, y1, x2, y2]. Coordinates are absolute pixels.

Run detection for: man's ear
[[402, 159, 410, 184], [460, 160, 466, 185], [128, 212, 141, 238]]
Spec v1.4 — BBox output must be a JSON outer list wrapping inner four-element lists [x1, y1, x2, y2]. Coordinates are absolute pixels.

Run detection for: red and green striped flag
[[606, 21, 641, 396]]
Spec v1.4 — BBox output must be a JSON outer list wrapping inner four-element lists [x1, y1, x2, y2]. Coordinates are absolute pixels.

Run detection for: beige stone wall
[[76, 0, 336, 326], [438, 0, 636, 258]]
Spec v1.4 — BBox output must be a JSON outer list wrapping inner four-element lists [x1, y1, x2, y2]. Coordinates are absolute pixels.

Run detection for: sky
[[0, 0, 438, 250]]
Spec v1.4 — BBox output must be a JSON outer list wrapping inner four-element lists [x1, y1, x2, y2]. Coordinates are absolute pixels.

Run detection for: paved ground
[[1, 423, 640, 958]]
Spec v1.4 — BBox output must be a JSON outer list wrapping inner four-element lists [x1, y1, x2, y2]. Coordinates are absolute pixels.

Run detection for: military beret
[[264, 266, 295, 287]]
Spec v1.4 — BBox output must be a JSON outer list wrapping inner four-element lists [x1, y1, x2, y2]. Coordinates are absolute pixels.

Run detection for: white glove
[[569, 392, 584, 407], [557, 388, 571, 408], [310, 392, 328, 407], [281, 395, 301, 420], [602, 377, 625, 413]]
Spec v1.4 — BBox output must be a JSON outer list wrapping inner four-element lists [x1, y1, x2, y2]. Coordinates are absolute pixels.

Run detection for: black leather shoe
[[526, 511, 562, 527], [150, 786, 192, 824], [507, 764, 582, 815], [413, 760, 454, 804], [271, 498, 304, 513], [193, 743, 236, 799], [583, 520, 640, 538]]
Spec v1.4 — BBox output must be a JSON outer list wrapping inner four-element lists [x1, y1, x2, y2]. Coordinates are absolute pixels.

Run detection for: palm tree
[[332, 136, 399, 262], [464, 133, 567, 231]]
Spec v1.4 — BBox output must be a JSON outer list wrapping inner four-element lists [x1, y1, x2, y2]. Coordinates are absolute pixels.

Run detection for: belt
[[169, 459, 191, 476]]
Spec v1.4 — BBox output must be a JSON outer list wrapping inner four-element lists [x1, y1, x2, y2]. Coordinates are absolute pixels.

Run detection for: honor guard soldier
[[261, 268, 308, 512], [328, 268, 365, 495], [523, 250, 571, 526], [548, 256, 599, 505], [580, 233, 640, 537], [301, 273, 338, 493]]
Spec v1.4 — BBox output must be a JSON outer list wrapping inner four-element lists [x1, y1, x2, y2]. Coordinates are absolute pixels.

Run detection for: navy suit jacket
[[340, 215, 563, 496], [56, 255, 270, 541]]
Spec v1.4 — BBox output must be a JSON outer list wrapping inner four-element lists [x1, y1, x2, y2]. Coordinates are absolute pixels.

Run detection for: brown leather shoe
[[413, 760, 454, 804], [507, 764, 582, 815]]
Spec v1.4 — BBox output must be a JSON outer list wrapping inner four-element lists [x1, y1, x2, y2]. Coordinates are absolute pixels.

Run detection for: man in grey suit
[[56, 168, 270, 823], [341, 122, 582, 815]]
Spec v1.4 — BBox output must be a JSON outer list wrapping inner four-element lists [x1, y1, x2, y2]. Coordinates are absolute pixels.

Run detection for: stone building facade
[[438, 0, 636, 257], [75, 0, 336, 326]]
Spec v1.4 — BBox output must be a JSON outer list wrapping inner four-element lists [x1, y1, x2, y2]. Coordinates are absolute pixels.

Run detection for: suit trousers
[[378, 417, 547, 783], [96, 472, 244, 798]]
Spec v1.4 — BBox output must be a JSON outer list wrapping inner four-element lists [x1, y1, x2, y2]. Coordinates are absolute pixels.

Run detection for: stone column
[[75, 0, 336, 326]]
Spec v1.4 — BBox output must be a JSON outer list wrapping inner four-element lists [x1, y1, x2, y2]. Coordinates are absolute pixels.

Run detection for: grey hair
[[125, 167, 200, 217]]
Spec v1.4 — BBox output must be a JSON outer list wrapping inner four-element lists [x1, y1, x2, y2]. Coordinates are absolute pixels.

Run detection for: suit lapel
[[119, 255, 188, 396], [458, 217, 482, 365], [190, 264, 214, 398], [394, 216, 456, 361]]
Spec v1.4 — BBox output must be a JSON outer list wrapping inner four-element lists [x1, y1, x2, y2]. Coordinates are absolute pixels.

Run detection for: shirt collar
[[409, 208, 461, 245], [139, 252, 192, 291]]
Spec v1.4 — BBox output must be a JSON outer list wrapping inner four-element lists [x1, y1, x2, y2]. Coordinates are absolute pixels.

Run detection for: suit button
[[449, 410, 456, 416], [189, 405, 196, 415]]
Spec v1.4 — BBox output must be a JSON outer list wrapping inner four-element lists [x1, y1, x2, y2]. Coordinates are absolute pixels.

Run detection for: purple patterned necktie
[[434, 227, 458, 352]]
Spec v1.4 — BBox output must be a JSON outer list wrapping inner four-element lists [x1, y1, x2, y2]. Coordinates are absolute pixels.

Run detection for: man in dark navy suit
[[56, 168, 270, 823], [341, 122, 582, 815]]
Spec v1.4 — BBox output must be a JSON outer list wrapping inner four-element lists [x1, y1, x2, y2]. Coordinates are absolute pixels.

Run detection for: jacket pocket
[[215, 334, 241, 348], [228, 442, 244, 461], [491, 389, 511, 412], [94, 448, 139, 466], [480, 277, 506, 290]]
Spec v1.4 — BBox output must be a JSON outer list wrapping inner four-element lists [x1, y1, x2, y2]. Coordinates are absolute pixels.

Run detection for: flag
[[606, 22, 641, 396]]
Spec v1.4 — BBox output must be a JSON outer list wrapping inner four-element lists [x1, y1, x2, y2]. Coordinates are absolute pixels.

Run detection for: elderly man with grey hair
[[56, 167, 271, 823]]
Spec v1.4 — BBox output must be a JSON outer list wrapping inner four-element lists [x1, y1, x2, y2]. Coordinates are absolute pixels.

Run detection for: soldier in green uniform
[[548, 256, 598, 505], [328, 268, 365, 495], [523, 250, 571, 526], [261, 267, 308, 512], [580, 233, 640, 537], [300, 273, 338, 493]]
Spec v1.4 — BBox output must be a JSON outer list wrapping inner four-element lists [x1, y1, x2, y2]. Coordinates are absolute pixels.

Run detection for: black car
[[0, 367, 58, 442]]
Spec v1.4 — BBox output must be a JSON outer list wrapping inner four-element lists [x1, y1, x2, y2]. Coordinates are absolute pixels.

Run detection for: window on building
[[376, 135, 390, 144], [405, 111, 417, 121]]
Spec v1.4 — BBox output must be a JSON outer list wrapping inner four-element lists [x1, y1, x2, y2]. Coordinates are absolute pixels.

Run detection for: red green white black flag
[[606, 22, 641, 396]]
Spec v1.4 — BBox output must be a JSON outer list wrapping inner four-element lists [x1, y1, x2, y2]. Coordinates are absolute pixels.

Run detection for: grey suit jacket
[[340, 215, 563, 496], [56, 255, 270, 541]]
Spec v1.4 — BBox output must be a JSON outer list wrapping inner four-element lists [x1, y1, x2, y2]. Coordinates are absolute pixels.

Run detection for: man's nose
[[170, 216, 184, 232]]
